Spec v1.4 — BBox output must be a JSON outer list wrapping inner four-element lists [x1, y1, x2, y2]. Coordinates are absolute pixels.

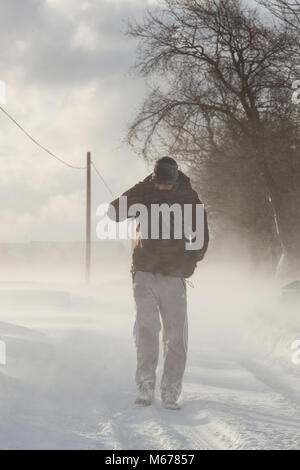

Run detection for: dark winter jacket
[[108, 171, 209, 278]]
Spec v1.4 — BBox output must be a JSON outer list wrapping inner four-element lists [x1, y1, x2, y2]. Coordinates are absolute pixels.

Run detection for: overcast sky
[[0, 0, 162, 242]]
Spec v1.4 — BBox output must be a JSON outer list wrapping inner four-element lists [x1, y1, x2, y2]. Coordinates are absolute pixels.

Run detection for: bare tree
[[258, 0, 300, 29], [127, 0, 300, 274]]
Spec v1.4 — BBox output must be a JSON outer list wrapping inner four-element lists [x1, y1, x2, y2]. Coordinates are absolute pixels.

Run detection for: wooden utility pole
[[86, 152, 91, 283]]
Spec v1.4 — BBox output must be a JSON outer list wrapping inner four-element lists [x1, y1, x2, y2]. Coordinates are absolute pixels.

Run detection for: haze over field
[[0, 245, 299, 450]]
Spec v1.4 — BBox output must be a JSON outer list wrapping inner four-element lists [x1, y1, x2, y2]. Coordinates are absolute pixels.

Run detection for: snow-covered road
[[0, 270, 300, 450]]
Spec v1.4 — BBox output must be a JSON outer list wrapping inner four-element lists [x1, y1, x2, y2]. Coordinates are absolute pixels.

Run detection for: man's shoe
[[161, 390, 181, 410], [135, 382, 154, 407], [162, 400, 181, 410]]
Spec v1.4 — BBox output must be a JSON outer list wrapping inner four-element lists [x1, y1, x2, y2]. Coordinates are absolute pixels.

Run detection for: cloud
[[0, 0, 151, 86], [0, 0, 150, 241], [0, 191, 85, 242]]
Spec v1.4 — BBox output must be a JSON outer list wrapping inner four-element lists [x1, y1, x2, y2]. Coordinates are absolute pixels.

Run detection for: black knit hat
[[152, 157, 179, 185]]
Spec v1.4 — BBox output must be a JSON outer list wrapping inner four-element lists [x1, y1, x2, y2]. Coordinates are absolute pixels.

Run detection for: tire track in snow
[[180, 353, 300, 450], [94, 404, 186, 450], [150, 402, 221, 450], [93, 399, 223, 450], [203, 357, 300, 450], [178, 389, 250, 450]]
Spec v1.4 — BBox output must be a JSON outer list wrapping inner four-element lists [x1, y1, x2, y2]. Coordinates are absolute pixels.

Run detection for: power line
[[91, 159, 132, 253], [0, 104, 127, 272], [0, 105, 87, 170], [91, 161, 115, 199], [0, 104, 117, 199]]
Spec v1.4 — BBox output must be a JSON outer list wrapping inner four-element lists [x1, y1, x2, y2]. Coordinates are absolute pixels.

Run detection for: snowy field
[[0, 261, 300, 450]]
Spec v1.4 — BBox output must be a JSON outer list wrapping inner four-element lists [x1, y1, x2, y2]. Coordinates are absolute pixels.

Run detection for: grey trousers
[[132, 271, 188, 401]]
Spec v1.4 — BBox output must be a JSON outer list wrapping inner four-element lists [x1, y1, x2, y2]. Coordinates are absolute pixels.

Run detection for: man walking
[[108, 157, 209, 409]]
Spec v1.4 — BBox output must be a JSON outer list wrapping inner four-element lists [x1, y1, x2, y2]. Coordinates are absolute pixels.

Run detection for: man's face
[[154, 183, 174, 191]]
